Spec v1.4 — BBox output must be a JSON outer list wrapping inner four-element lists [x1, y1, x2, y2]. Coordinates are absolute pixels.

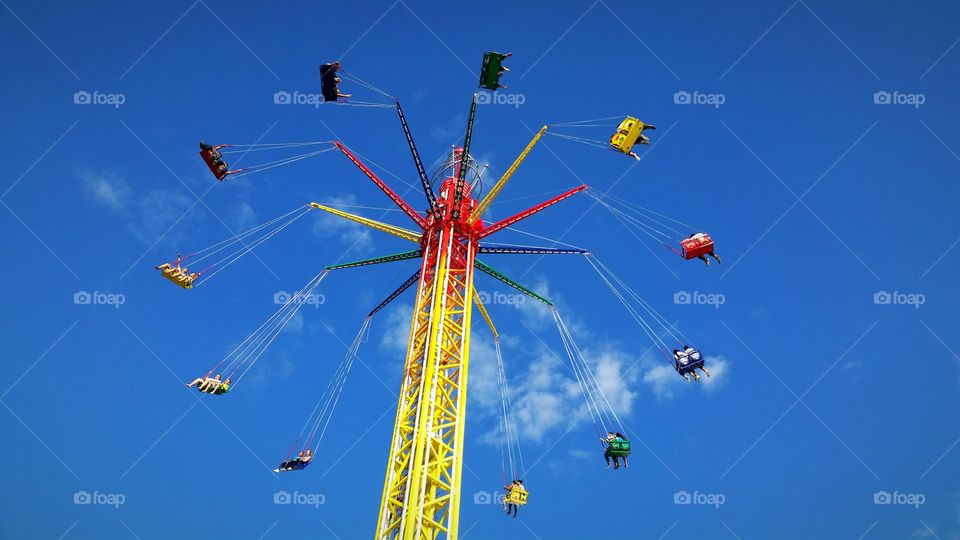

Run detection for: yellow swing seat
[[504, 487, 528, 506], [609, 116, 653, 155], [159, 268, 196, 289]]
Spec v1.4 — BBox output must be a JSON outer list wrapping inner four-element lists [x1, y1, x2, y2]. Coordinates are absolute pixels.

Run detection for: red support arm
[[478, 184, 588, 239], [334, 141, 427, 230]]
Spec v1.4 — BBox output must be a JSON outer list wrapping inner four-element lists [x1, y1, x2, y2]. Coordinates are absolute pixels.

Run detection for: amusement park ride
[[158, 52, 719, 540]]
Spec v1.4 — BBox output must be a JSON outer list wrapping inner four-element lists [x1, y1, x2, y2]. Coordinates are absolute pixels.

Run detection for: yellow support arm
[[309, 203, 421, 243], [466, 125, 548, 226], [472, 289, 498, 338]]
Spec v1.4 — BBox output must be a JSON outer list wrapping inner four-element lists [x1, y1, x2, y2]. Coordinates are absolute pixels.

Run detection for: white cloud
[[516, 277, 557, 328], [312, 194, 375, 255], [373, 273, 730, 458], [430, 113, 467, 142], [468, 334, 501, 410], [699, 355, 729, 392], [379, 304, 413, 358], [81, 169, 197, 245], [82, 170, 131, 211], [642, 363, 679, 401], [568, 448, 592, 461], [284, 312, 305, 334], [230, 201, 258, 231], [470, 334, 643, 445], [138, 188, 196, 245], [639, 354, 730, 400], [592, 348, 639, 413], [242, 356, 296, 390]]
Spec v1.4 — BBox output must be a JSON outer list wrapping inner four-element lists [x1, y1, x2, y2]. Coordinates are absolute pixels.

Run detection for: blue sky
[[2, 0, 959, 538]]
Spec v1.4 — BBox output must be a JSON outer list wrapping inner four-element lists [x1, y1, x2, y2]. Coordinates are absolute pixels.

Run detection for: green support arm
[[325, 250, 422, 271], [474, 259, 553, 307]]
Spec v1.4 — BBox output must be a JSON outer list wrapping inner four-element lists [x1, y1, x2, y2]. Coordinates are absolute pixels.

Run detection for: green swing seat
[[608, 439, 631, 457], [479, 52, 510, 90]]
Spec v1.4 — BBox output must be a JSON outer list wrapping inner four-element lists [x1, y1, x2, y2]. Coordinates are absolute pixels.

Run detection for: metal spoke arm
[[478, 183, 588, 239], [309, 203, 422, 243], [452, 92, 479, 219], [472, 288, 498, 338], [367, 270, 421, 317], [474, 259, 553, 307], [333, 141, 427, 230], [478, 245, 587, 255], [325, 250, 422, 271], [467, 125, 549, 226], [395, 100, 440, 219]]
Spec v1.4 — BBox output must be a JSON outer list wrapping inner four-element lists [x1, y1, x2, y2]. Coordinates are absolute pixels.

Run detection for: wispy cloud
[[230, 200, 258, 231], [285, 312, 305, 334], [641, 354, 730, 401], [311, 194, 375, 255], [377, 275, 728, 455], [430, 113, 467, 141], [82, 167, 261, 263], [80, 168, 201, 248], [471, 334, 641, 444], [82, 170, 131, 211]]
